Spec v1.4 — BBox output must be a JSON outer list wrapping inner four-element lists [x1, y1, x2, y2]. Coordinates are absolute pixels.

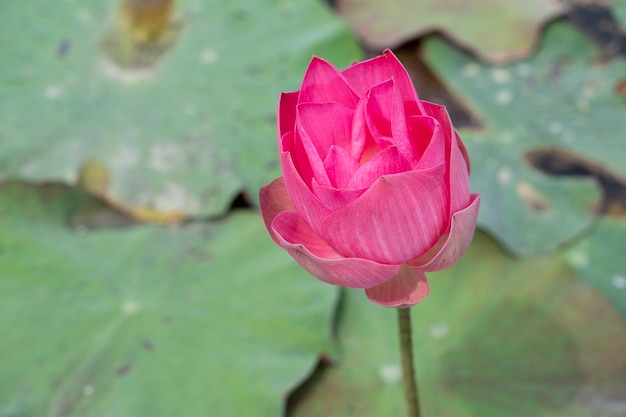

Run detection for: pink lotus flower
[[260, 50, 480, 308]]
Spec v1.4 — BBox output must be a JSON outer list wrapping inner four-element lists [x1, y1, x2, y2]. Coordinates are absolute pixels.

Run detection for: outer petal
[[421, 101, 470, 216], [342, 49, 423, 109], [365, 264, 430, 307], [272, 210, 401, 288], [448, 129, 471, 216], [281, 131, 329, 187], [321, 163, 448, 265], [299, 57, 359, 108], [455, 130, 471, 173], [411, 194, 480, 272], [278, 91, 299, 139], [259, 177, 294, 245], [280, 147, 332, 235]]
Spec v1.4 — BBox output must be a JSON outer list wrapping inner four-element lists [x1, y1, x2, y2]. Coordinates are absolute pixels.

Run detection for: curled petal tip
[[259, 177, 293, 244], [414, 193, 480, 272]]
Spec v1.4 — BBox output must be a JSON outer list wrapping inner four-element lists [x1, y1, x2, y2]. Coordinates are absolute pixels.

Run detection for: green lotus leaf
[[423, 21, 625, 256], [0, 0, 361, 216], [564, 216, 626, 320], [0, 183, 338, 416], [291, 232, 626, 416]]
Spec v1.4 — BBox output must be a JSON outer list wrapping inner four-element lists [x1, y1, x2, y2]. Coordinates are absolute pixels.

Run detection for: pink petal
[[321, 164, 448, 264], [272, 211, 401, 288], [348, 145, 409, 189], [299, 57, 359, 108], [280, 131, 313, 186], [324, 145, 360, 188], [281, 131, 330, 187], [362, 79, 417, 165], [455, 130, 471, 173], [421, 101, 451, 134], [421, 101, 470, 216], [408, 116, 445, 170], [389, 82, 419, 165], [259, 177, 293, 245], [411, 194, 480, 272], [278, 91, 299, 139], [420, 102, 454, 154], [365, 264, 430, 307], [280, 147, 332, 235], [448, 128, 471, 216], [351, 97, 379, 162], [296, 102, 354, 161], [342, 50, 423, 109], [312, 179, 366, 210], [364, 79, 394, 139]]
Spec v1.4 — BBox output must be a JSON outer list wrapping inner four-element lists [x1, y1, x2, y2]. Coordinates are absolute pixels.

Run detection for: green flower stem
[[397, 307, 420, 417]]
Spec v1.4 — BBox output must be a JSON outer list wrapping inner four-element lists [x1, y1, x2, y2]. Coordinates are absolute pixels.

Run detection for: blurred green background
[[0, 0, 624, 416]]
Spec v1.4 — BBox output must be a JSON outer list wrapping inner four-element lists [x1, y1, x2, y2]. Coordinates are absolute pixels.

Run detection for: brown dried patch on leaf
[[516, 181, 550, 212], [119, 0, 176, 43], [336, 0, 566, 64], [100, 0, 183, 72], [526, 147, 626, 217], [616, 77, 626, 97], [77, 158, 112, 195], [74, 158, 187, 226], [566, 0, 626, 59]]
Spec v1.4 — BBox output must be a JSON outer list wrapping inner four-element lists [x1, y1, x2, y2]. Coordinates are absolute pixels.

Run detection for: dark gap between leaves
[[284, 358, 332, 416], [396, 39, 483, 130], [229, 191, 253, 210], [285, 289, 346, 416]]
